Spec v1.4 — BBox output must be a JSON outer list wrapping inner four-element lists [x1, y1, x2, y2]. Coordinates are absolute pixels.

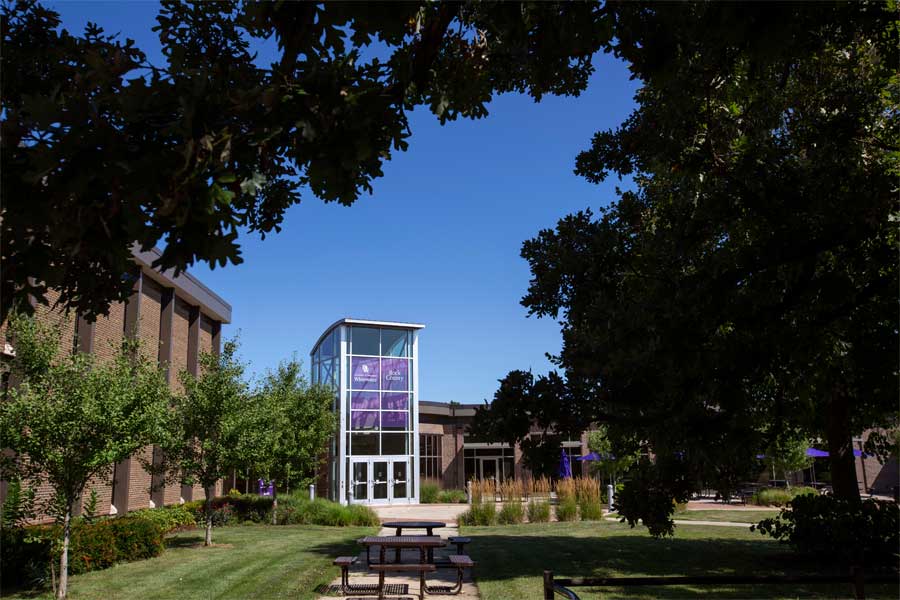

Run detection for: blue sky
[[50, 2, 639, 404]]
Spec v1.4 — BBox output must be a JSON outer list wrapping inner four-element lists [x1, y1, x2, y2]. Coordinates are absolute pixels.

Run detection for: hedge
[[0, 516, 165, 592], [183, 493, 379, 527]]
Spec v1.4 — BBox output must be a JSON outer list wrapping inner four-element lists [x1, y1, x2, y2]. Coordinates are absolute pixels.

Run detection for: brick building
[[1, 246, 232, 521]]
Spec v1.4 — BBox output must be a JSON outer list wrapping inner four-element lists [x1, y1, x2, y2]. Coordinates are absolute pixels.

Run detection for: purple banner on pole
[[381, 411, 408, 430], [350, 411, 379, 430], [381, 358, 409, 391], [351, 357, 379, 390], [381, 393, 409, 410], [351, 392, 379, 409]]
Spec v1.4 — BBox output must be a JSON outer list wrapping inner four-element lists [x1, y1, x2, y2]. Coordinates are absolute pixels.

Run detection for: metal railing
[[542, 567, 899, 600]]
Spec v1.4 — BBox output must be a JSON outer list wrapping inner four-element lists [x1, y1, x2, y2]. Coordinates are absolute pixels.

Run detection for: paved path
[[604, 517, 753, 528], [371, 503, 470, 524], [318, 520, 479, 600]]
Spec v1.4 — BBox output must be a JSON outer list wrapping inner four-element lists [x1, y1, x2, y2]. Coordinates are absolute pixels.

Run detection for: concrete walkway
[[371, 503, 469, 524]]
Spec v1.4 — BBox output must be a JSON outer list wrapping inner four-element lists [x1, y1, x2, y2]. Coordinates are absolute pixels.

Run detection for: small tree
[[0, 314, 169, 599], [765, 435, 814, 488], [586, 426, 638, 488], [252, 359, 335, 522], [158, 341, 266, 545]]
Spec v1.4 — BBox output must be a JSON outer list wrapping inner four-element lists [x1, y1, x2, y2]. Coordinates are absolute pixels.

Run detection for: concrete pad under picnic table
[[318, 523, 480, 600]]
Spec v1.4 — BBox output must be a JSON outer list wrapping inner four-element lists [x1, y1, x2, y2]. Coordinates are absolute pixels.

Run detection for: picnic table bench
[[359, 535, 446, 565]]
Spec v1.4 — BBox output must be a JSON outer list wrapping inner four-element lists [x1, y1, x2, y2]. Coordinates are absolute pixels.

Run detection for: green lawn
[[5, 524, 375, 600], [674, 509, 780, 523], [462, 521, 898, 599]]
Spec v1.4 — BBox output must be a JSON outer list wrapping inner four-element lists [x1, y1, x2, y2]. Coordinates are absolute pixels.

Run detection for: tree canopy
[[470, 1, 898, 534], [1, 0, 609, 321], [252, 358, 335, 494], [156, 340, 266, 545]]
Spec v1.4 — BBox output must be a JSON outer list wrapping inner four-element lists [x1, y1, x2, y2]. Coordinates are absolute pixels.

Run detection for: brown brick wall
[[92, 301, 126, 363], [82, 474, 114, 516], [163, 481, 182, 505], [170, 299, 191, 393], [33, 289, 77, 356], [199, 314, 214, 356], [139, 279, 163, 364], [128, 447, 154, 511]]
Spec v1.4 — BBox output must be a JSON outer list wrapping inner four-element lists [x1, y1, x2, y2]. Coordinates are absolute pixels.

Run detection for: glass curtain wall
[[345, 326, 416, 504], [311, 320, 421, 505]]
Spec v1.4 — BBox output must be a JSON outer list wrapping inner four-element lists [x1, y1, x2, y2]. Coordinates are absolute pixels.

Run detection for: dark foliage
[[753, 495, 900, 565], [1, 0, 609, 321]]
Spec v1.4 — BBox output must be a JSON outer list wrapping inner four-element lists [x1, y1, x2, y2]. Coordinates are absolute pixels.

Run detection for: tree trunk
[[57, 503, 72, 599], [826, 387, 861, 502], [204, 495, 213, 546]]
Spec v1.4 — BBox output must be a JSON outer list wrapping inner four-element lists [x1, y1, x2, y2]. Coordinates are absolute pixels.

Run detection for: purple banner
[[381, 411, 408, 430], [351, 392, 379, 409], [350, 411, 378, 430], [381, 358, 409, 391], [351, 357, 379, 390], [381, 393, 409, 410]]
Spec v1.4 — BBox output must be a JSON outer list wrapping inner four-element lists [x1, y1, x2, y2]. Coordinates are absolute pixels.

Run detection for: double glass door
[[350, 457, 409, 504]]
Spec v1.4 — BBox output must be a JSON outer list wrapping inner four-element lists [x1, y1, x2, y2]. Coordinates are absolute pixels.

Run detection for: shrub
[[497, 501, 525, 524], [437, 489, 468, 503], [575, 478, 603, 521], [460, 501, 497, 526], [579, 500, 604, 521], [527, 499, 551, 523], [184, 494, 273, 525], [420, 480, 441, 503], [106, 517, 165, 564], [556, 497, 579, 522], [753, 495, 899, 564], [0, 517, 165, 591], [129, 505, 196, 533], [275, 496, 379, 527], [751, 486, 817, 507]]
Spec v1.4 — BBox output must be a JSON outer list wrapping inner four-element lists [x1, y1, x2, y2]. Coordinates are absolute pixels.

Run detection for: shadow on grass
[[467, 533, 899, 599]]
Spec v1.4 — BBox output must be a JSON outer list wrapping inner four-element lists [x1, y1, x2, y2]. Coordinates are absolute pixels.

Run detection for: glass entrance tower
[[310, 319, 423, 505]]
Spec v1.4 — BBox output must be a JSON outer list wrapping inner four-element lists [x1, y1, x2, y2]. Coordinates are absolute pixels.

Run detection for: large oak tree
[[471, 1, 898, 533], [1, 0, 608, 320]]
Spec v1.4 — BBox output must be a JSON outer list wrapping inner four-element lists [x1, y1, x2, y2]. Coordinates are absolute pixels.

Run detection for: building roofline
[[131, 245, 232, 324], [310, 317, 425, 356], [419, 400, 478, 417]]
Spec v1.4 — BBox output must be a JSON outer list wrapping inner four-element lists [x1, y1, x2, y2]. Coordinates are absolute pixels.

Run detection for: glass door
[[479, 457, 498, 482], [392, 459, 408, 500], [351, 460, 369, 503], [372, 460, 389, 502]]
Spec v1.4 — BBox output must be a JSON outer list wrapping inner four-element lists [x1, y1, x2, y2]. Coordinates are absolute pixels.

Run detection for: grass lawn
[[462, 521, 898, 599], [674, 509, 780, 523], [5, 524, 375, 600]]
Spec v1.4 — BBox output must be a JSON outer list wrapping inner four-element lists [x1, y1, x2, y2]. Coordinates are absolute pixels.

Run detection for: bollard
[[308, 483, 315, 501], [466, 480, 472, 504], [607, 484, 615, 512]]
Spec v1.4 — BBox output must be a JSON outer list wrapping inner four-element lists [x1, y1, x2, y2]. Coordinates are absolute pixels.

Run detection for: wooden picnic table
[[382, 520, 447, 536], [359, 535, 445, 565]]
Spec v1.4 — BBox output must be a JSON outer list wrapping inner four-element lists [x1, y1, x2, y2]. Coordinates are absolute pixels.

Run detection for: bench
[[447, 536, 471, 555], [426, 555, 475, 596], [334, 556, 376, 595], [369, 563, 436, 600]]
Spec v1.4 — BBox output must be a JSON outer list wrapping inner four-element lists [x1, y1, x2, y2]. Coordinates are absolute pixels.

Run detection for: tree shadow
[[464, 533, 899, 599]]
